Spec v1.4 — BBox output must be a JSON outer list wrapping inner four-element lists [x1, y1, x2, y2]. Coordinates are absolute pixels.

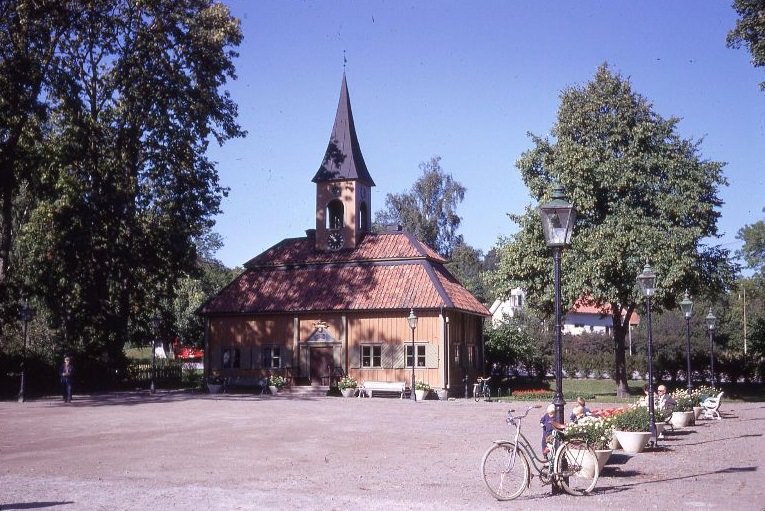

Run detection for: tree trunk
[[612, 306, 630, 397]]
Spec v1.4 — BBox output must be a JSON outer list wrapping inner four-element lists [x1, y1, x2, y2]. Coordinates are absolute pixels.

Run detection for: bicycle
[[480, 405, 599, 500], [473, 376, 491, 401]]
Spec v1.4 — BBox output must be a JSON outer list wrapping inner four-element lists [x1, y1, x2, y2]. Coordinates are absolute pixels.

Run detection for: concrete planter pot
[[614, 430, 651, 454], [340, 387, 356, 398], [670, 410, 695, 428]]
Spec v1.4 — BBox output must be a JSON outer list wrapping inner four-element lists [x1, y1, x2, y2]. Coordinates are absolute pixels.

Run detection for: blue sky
[[208, 1, 764, 270]]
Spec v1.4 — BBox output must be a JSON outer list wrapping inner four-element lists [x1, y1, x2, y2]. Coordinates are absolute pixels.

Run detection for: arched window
[[327, 199, 344, 230], [359, 202, 369, 232]]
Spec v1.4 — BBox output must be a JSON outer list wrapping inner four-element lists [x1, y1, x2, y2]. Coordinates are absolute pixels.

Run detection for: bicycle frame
[[505, 413, 554, 479]]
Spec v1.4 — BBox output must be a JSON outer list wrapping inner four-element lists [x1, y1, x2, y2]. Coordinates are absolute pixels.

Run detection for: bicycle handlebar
[[506, 404, 541, 423]]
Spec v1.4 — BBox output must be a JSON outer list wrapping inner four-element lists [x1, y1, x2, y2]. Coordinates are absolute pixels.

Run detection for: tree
[[728, 0, 765, 90], [374, 156, 465, 258], [486, 64, 735, 396], [13, 0, 244, 372], [0, 0, 75, 312], [737, 212, 765, 276], [445, 243, 487, 303]]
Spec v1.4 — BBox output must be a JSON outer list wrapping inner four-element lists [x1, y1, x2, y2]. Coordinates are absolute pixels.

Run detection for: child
[[540, 404, 556, 458]]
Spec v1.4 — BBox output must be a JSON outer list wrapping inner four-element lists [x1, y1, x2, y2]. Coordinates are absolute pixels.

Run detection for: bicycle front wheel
[[474, 385, 481, 402], [480, 442, 530, 501], [553, 440, 599, 496]]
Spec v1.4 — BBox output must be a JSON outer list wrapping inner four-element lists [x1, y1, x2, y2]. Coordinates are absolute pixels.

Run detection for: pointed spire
[[312, 73, 375, 186]]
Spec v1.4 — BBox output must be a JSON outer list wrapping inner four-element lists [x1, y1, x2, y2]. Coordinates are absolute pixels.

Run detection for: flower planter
[[268, 385, 280, 395], [340, 387, 356, 398], [415, 389, 427, 401], [693, 406, 703, 419], [614, 431, 651, 454], [655, 423, 667, 438], [670, 410, 695, 428], [609, 435, 621, 451], [593, 449, 612, 474], [436, 389, 448, 400], [207, 383, 223, 394]]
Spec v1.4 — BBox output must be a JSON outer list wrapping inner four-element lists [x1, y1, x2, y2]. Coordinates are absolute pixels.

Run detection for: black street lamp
[[679, 290, 694, 391], [539, 184, 576, 424], [17, 299, 35, 403], [407, 308, 418, 402], [705, 309, 716, 387], [151, 315, 161, 394], [637, 262, 658, 446]]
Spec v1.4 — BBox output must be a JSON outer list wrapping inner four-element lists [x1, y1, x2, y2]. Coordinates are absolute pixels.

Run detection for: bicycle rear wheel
[[474, 384, 481, 402], [480, 442, 529, 501], [553, 440, 599, 496], [483, 386, 491, 400]]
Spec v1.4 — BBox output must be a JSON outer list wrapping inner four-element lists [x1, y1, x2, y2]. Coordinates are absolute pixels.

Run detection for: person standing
[[60, 356, 74, 403]]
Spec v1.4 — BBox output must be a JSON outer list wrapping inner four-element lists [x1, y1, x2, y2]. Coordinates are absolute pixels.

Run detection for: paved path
[[0, 391, 763, 510]]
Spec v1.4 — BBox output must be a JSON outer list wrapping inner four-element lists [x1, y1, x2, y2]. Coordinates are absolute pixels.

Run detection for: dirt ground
[[1, 390, 763, 511]]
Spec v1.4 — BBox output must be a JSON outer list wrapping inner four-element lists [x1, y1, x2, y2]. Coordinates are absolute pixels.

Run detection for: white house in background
[[489, 288, 526, 326], [562, 296, 640, 336], [490, 291, 640, 337]]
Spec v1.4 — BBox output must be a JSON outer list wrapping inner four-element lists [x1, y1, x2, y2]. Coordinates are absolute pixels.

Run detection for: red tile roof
[[200, 232, 489, 317], [569, 295, 640, 325]]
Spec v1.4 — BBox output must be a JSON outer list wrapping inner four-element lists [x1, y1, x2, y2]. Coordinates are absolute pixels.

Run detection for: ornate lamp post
[[407, 308, 418, 401], [705, 309, 716, 387], [151, 315, 161, 394], [17, 299, 35, 403], [539, 184, 576, 424], [679, 290, 694, 391], [637, 262, 658, 445]]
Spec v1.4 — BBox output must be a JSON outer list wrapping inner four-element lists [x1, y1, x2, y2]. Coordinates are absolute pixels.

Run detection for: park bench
[[358, 381, 407, 398], [701, 391, 724, 420], [225, 376, 267, 394]]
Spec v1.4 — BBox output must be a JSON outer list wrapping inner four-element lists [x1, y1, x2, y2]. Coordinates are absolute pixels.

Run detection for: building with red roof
[[199, 74, 490, 396]]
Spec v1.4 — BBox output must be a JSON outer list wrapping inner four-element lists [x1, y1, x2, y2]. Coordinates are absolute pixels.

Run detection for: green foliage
[[445, 243, 488, 303], [374, 156, 466, 258], [337, 375, 358, 389], [736, 216, 765, 276], [610, 406, 652, 432], [3, 0, 244, 382], [415, 380, 431, 391], [487, 63, 735, 396], [485, 313, 550, 379], [728, 0, 765, 90], [268, 375, 286, 388], [564, 417, 614, 450]]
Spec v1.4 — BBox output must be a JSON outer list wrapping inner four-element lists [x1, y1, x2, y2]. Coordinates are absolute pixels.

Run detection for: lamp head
[[539, 184, 576, 248]]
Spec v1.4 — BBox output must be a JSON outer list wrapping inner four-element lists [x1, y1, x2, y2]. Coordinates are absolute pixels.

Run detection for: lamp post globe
[[539, 183, 576, 424], [637, 262, 658, 445], [705, 309, 716, 387], [407, 309, 418, 401], [679, 290, 694, 391]]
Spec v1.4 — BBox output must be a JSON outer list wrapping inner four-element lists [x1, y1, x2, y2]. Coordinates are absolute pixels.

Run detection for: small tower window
[[327, 199, 344, 229], [359, 202, 369, 232]]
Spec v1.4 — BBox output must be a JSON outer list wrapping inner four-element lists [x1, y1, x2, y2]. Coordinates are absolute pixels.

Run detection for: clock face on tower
[[328, 230, 344, 250]]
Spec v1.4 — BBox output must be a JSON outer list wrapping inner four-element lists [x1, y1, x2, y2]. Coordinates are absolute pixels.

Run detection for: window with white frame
[[263, 346, 282, 368], [406, 344, 426, 368], [361, 344, 382, 368]]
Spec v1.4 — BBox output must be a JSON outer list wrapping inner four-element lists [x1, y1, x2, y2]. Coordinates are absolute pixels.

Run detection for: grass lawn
[[499, 377, 765, 403]]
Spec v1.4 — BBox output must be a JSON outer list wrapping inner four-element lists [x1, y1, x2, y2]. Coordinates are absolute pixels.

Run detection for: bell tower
[[312, 73, 375, 251]]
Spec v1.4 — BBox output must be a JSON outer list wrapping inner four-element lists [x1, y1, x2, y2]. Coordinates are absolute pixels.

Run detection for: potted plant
[[337, 375, 358, 397], [268, 375, 286, 395], [564, 416, 614, 475], [670, 389, 696, 427], [207, 374, 224, 394], [414, 380, 431, 401], [610, 406, 652, 454]]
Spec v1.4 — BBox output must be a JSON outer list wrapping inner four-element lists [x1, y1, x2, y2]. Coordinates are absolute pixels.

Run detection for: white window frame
[[405, 344, 426, 368], [361, 344, 382, 368]]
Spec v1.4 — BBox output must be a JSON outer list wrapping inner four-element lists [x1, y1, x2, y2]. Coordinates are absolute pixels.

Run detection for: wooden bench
[[358, 381, 407, 398]]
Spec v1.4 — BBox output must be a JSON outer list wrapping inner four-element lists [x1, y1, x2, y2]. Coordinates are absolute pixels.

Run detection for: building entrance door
[[309, 346, 334, 385]]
